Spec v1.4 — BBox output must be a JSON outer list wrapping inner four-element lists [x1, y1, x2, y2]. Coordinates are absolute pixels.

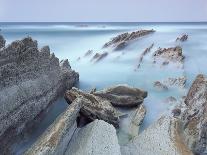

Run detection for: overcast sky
[[0, 0, 207, 22]]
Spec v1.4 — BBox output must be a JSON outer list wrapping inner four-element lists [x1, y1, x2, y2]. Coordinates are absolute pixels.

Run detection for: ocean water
[[1, 22, 207, 154]]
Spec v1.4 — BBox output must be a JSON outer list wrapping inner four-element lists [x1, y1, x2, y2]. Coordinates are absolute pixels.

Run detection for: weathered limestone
[[153, 46, 184, 66], [65, 120, 121, 155], [65, 87, 122, 127], [176, 34, 188, 42], [93, 85, 147, 107], [0, 36, 79, 152], [182, 74, 207, 154], [25, 98, 82, 155], [122, 116, 193, 155], [103, 29, 155, 50]]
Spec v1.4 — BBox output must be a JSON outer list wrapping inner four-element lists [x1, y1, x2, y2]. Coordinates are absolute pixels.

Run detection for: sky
[[0, 0, 207, 22]]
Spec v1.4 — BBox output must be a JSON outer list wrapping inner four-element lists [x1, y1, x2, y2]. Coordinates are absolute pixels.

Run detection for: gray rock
[[65, 120, 121, 155], [103, 29, 155, 50], [24, 97, 83, 155], [84, 50, 93, 57], [153, 81, 168, 91], [93, 85, 147, 107], [163, 76, 186, 88], [122, 116, 193, 155], [0, 34, 6, 49], [91, 52, 108, 62], [176, 34, 188, 42], [0, 36, 79, 152], [182, 74, 207, 154], [65, 87, 122, 127]]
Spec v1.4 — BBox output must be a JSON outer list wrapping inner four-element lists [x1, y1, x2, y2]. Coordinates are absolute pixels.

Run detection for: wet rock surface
[[176, 34, 188, 42], [0, 36, 79, 153], [153, 46, 184, 65], [153, 81, 168, 91], [91, 52, 108, 62], [103, 29, 155, 50], [182, 74, 207, 154], [163, 76, 187, 88], [0, 34, 6, 49]]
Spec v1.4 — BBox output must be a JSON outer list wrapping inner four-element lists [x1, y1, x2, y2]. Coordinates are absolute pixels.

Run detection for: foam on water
[[1, 22, 207, 153]]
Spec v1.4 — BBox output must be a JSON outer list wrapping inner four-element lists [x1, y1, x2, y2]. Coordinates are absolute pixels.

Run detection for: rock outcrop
[[163, 76, 186, 88], [153, 46, 184, 66], [176, 34, 188, 42], [153, 81, 168, 91], [25, 98, 83, 155], [122, 116, 193, 155], [91, 52, 108, 62], [0, 34, 6, 49], [65, 120, 121, 155], [65, 87, 122, 127], [182, 74, 207, 154], [93, 85, 147, 107], [0, 36, 79, 152], [103, 29, 155, 50]]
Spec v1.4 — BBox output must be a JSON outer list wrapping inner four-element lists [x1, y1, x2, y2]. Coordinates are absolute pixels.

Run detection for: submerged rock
[[182, 74, 207, 154], [84, 50, 93, 57], [91, 52, 108, 62], [163, 76, 187, 88], [0, 34, 6, 48], [103, 29, 155, 50], [25, 98, 82, 155], [153, 46, 184, 65], [153, 81, 168, 91], [65, 120, 121, 155], [0, 36, 79, 152], [65, 87, 122, 127], [93, 85, 147, 107], [176, 34, 188, 42], [122, 116, 193, 155]]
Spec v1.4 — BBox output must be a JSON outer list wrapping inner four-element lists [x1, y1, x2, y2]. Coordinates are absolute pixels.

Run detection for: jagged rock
[[91, 52, 108, 62], [84, 50, 93, 57], [136, 43, 154, 69], [25, 98, 83, 155], [153, 46, 184, 65], [182, 74, 207, 154], [153, 81, 168, 91], [172, 108, 181, 117], [176, 34, 188, 42], [163, 76, 186, 88], [65, 120, 121, 155], [129, 104, 146, 137], [0, 36, 79, 153], [60, 59, 71, 69], [65, 87, 122, 127], [93, 85, 147, 107], [103, 29, 155, 50], [0, 34, 6, 49], [122, 116, 193, 155]]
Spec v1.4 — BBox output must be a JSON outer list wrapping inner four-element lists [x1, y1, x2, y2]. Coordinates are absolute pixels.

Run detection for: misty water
[[1, 22, 207, 154]]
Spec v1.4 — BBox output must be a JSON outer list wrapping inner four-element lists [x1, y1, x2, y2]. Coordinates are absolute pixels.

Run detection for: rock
[[136, 43, 154, 69], [164, 96, 177, 103], [84, 50, 93, 57], [172, 108, 181, 117], [91, 52, 108, 62], [65, 120, 121, 155], [182, 74, 207, 154], [0, 36, 79, 153], [65, 87, 122, 127], [122, 116, 193, 155], [0, 34, 6, 49], [103, 29, 155, 50], [163, 76, 186, 88], [93, 85, 148, 107], [25, 98, 83, 155], [60, 59, 71, 69], [153, 46, 184, 65], [176, 34, 188, 42], [153, 81, 168, 91], [129, 104, 146, 137]]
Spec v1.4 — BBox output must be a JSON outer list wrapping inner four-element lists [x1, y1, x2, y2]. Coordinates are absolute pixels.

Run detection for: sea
[[1, 22, 207, 154]]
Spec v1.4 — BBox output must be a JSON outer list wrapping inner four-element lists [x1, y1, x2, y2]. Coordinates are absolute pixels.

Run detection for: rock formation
[[153, 81, 168, 91], [103, 29, 155, 50], [163, 76, 186, 88], [91, 52, 108, 62], [84, 50, 93, 57], [122, 116, 193, 155], [176, 34, 188, 42], [25, 98, 83, 155], [65, 120, 121, 155], [0, 36, 79, 153], [182, 74, 207, 154], [136, 43, 154, 69], [0, 34, 6, 49], [153, 46, 184, 66]]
